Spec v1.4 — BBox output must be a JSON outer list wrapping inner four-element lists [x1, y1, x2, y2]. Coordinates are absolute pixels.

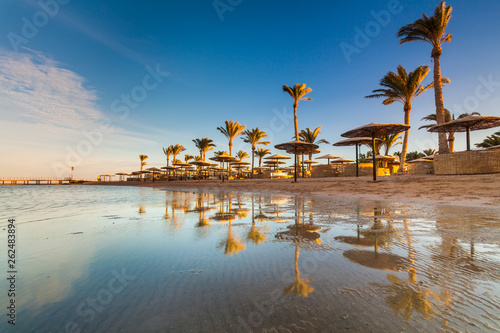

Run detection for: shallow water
[[0, 185, 499, 332]]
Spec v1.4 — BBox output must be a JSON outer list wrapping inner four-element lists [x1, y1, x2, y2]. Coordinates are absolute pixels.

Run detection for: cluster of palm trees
[[366, 1, 453, 170], [137, 3, 495, 177]]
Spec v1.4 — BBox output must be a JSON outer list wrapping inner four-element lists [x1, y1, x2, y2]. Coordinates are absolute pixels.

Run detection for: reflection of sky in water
[[0, 186, 499, 332]]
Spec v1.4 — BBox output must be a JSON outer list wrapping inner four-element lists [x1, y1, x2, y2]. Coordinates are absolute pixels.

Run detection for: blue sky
[[1, 0, 500, 179]]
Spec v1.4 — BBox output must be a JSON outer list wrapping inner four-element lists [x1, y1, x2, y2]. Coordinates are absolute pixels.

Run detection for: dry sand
[[84, 173, 500, 208]]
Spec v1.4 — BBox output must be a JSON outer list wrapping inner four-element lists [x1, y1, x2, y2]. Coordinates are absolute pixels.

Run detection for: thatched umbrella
[[341, 123, 410, 181], [209, 153, 237, 182], [264, 154, 291, 171], [330, 158, 354, 164], [275, 141, 319, 182], [427, 115, 500, 151], [333, 137, 382, 177], [189, 160, 212, 181], [317, 153, 342, 165]]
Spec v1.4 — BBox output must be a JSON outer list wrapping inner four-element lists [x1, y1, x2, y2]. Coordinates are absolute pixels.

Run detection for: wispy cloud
[[0, 48, 102, 129]]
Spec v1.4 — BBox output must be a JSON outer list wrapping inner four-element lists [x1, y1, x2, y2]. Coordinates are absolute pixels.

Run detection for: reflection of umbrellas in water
[[341, 123, 410, 181], [428, 115, 500, 151], [217, 225, 246, 256], [343, 250, 408, 271]]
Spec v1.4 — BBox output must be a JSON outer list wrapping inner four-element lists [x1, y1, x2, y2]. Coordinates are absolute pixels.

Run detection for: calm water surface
[[0, 185, 499, 332]]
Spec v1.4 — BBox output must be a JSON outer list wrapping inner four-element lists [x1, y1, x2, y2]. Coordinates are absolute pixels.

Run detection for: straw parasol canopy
[[275, 141, 319, 182], [190, 161, 212, 167], [407, 158, 433, 164], [317, 154, 342, 164], [303, 160, 318, 164], [427, 115, 500, 151], [341, 123, 409, 181], [209, 153, 237, 182], [375, 155, 397, 161], [330, 158, 354, 164], [265, 154, 292, 160]]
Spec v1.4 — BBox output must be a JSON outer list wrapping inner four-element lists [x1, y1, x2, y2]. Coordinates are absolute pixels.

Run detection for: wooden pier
[[0, 177, 72, 185]]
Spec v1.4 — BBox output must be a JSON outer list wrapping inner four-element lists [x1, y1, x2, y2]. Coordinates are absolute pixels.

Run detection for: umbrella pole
[[294, 148, 298, 183], [222, 162, 225, 183], [372, 134, 377, 181], [466, 126, 471, 151], [301, 153, 305, 178], [356, 144, 359, 177]]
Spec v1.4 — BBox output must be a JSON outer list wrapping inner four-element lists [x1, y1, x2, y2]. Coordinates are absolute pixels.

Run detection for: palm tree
[[476, 131, 500, 148], [192, 137, 216, 161], [419, 111, 479, 152], [255, 148, 270, 168], [381, 133, 403, 156], [162, 146, 173, 167], [242, 128, 270, 178], [366, 65, 434, 170], [139, 154, 148, 171], [283, 83, 313, 171], [170, 144, 186, 165], [217, 120, 246, 156], [236, 150, 249, 161], [298, 127, 330, 161], [423, 148, 436, 156], [184, 154, 194, 163], [398, 1, 453, 154], [406, 151, 425, 161]]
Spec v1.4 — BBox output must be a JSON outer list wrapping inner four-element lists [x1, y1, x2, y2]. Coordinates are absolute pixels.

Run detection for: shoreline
[[82, 174, 500, 209]]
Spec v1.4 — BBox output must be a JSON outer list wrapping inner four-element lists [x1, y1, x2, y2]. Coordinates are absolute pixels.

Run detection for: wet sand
[[84, 173, 500, 208]]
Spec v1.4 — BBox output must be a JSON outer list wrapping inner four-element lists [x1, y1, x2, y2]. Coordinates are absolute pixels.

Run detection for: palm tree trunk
[[251, 147, 255, 179], [229, 141, 233, 156], [400, 105, 411, 171], [293, 101, 302, 173], [448, 132, 455, 152], [433, 53, 449, 154]]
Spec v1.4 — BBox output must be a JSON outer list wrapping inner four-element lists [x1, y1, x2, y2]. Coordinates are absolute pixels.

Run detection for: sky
[[1, 0, 500, 180]]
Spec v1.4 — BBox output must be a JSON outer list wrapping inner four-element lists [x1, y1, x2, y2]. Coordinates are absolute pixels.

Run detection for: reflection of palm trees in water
[[246, 194, 267, 245], [276, 197, 321, 298], [382, 219, 449, 321], [218, 224, 246, 256], [283, 245, 314, 297]]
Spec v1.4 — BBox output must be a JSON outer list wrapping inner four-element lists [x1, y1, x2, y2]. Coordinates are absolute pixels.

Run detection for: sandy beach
[[84, 173, 500, 208]]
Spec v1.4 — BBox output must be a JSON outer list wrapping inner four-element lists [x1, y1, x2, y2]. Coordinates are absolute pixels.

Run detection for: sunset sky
[[1, 0, 500, 179]]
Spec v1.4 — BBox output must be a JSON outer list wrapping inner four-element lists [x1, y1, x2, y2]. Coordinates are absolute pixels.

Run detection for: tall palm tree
[[162, 146, 173, 167], [170, 144, 186, 165], [398, 1, 453, 154], [217, 120, 246, 156], [298, 126, 330, 161], [419, 111, 479, 152], [476, 131, 500, 148], [255, 147, 270, 168], [365, 65, 434, 170], [283, 83, 313, 171], [192, 137, 216, 161], [139, 154, 148, 171], [242, 128, 270, 178]]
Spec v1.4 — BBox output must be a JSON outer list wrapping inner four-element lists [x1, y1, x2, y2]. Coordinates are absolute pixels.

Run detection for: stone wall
[[434, 149, 500, 175]]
